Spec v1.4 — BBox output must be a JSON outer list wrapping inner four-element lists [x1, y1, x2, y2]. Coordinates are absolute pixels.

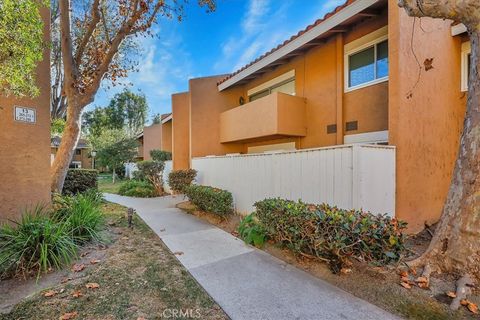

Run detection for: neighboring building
[[135, 132, 144, 161], [142, 113, 173, 160], [0, 7, 51, 222], [51, 137, 92, 169], [168, 0, 469, 233]]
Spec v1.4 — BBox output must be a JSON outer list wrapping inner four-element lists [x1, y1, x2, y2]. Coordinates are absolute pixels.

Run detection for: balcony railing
[[219, 92, 307, 143]]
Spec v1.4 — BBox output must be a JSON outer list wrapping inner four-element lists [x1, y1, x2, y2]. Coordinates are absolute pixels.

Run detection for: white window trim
[[344, 26, 388, 93], [247, 70, 295, 97], [344, 130, 388, 144], [461, 41, 471, 92]]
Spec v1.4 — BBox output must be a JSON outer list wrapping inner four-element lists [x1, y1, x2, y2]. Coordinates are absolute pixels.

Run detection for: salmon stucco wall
[[161, 120, 173, 152], [239, 13, 389, 150], [143, 123, 162, 160], [189, 76, 245, 157], [388, 1, 466, 232], [0, 8, 51, 222], [172, 92, 190, 170]]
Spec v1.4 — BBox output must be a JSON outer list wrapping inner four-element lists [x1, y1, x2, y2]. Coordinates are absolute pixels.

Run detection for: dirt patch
[[177, 201, 479, 320], [0, 202, 228, 320], [177, 201, 241, 235]]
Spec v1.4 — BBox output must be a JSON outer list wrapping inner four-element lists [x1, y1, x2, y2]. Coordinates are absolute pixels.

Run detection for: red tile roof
[[217, 0, 355, 86]]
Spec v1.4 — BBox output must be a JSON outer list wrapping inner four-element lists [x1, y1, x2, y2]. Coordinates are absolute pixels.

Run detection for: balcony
[[220, 92, 307, 143]]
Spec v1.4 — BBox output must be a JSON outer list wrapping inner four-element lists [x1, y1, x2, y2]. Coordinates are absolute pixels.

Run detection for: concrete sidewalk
[[105, 194, 400, 320]]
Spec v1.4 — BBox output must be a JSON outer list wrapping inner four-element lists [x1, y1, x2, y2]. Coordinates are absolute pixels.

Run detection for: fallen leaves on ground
[[80, 252, 89, 257], [400, 282, 412, 289], [399, 270, 409, 278], [467, 302, 479, 314], [71, 264, 85, 272], [415, 276, 429, 288], [72, 291, 83, 298], [85, 283, 100, 289], [90, 259, 101, 265], [173, 251, 184, 256], [61, 277, 72, 284], [340, 268, 352, 274], [43, 290, 57, 297], [59, 311, 78, 319], [446, 291, 456, 298]]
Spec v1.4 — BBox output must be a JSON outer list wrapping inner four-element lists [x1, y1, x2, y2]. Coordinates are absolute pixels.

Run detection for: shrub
[[254, 198, 407, 272], [118, 180, 157, 198], [56, 194, 105, 244], [168, 169, 197, 193], [185, 185, 233, 216], [137, 160, 165, 194], [150, 149, 172, 161], [238, 213, 267, 247], [63, 169, 98, 195], [0, 206, 78, 279]]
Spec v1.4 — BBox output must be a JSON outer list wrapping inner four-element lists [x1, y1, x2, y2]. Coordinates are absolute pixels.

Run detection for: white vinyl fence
[[192, 144, 396, 217], [124, 160, 173, 193]]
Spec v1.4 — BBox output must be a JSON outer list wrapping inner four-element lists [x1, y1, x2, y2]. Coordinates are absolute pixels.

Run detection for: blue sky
[[94, 0, 346, 121]]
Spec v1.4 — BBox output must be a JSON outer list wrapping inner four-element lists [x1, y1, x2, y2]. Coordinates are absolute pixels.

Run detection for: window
[[247, 70, 296, 102], [69, 161, 82, 169], [249, 79, 295, 102], [344, 26, 388, 92], [75, 149, 81, 155], [461, 41, 471, 92]]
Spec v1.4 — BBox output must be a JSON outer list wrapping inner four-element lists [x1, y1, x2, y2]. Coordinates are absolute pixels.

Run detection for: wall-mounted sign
[[14, 106, 36, 124]]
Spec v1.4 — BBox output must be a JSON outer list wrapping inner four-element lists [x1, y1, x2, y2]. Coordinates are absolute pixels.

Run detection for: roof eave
[[217, 0, 380, 92]]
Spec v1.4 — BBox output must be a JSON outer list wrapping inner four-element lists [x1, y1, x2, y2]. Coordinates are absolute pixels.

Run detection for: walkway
[[104, 194, 400, 320]]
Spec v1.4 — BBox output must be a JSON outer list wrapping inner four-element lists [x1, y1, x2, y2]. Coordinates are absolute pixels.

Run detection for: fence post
[[352, 144, 361, 209]]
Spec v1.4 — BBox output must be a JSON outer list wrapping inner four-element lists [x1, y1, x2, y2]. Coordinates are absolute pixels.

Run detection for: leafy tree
[[0, 0, 46, 97], [399, 0, 480, 308], [151, 113, 162, 124], [107, 89, 148, 136], [51, 118, 66, 137], [95, 135, 138, 184], [51, 0, 216, 193], [150, 149, 172, 161]]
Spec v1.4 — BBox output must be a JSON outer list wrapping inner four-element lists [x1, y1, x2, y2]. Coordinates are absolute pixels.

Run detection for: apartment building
[[0, 7, 51, 221], [168, 0, 471, 232], [142, 113, 173, 160], [51, 137, 92, 169]]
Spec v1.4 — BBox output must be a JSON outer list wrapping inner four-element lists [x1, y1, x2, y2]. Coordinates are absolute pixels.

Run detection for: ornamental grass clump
[[254, 198, 407, 273], [185, 185, 233, 216], [0, 206, 78, 279]]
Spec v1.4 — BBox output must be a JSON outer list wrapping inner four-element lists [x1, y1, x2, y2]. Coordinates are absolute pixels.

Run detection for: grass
[[97, 173, 127, 194], [1, 202, 227, 320]]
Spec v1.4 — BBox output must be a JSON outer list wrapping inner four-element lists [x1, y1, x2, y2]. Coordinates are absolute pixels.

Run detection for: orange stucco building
[[168, 0, 470, 233], [0, 7, 51, 222], [141, 113, 173, 160]]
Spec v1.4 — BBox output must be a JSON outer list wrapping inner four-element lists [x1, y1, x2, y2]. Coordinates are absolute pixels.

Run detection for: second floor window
[[348, 40, 388, 89], [75, 149, 81, 155]]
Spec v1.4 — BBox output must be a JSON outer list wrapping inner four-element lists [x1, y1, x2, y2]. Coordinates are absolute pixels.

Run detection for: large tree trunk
[[50, 100, 83, 192], [410, 30, 480, 280]]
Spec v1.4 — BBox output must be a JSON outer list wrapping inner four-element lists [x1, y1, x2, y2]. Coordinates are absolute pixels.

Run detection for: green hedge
[[254, 198, 407, 272], [168, 169, 197, 193], [185, 185, 233, 216], [150, 150, 172, 161], [118, 180, 157, 198], [63, 169, 98, 195]]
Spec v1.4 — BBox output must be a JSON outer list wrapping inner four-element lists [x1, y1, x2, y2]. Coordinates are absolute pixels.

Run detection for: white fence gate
[[192, 144, 395, 217], [124, 160, 173, 193]]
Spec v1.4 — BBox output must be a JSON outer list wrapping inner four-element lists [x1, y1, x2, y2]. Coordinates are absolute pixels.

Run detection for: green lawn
[[97, 173, 127, 194]]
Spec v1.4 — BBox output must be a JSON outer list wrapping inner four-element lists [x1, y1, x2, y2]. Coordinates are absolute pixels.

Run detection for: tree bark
[[50, 100, 82, 192], [397, 0, 480, 282], [410, 29, 480, 280]]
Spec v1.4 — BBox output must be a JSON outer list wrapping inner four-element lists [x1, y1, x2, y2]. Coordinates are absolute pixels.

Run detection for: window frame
[[344, 33, 389, 92], [461, 41, 471, 92], [247, 70, 296, 101]]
